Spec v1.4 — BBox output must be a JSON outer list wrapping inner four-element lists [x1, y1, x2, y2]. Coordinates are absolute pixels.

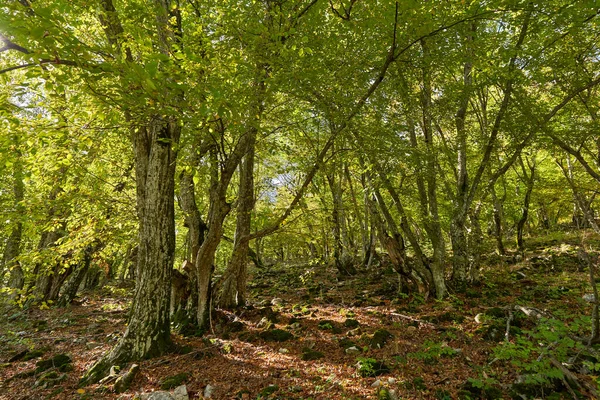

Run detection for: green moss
[[160, 372, 189, 390], [344, 318, 360, 328], [35, 354, 71, 373], [301, 347, 324, 361], [370, 329, 392, 349], [259, 329, 293, 342]]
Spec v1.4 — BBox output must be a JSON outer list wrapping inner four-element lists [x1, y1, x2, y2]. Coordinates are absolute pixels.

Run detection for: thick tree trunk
[[3, 134, 24, 295], [81, 118, 180, 385]]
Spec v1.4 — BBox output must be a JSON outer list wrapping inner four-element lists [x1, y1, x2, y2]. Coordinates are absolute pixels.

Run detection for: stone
[[370, 329, 392, 349], [278, 348, 289, 354], [371, 379, 382, 387], [348, 327, 362, 336], [139, 392, 175, 400], [583, 293, 596, 303], [204, 384, 215, 398], [301, 348, 324, 361], [344, 318, 360, 328], [160, 372, 189, 390], [258, 329, 293, 342], [173, 385, 189, 400], [35, 354, 71, 373], [345, 346, 360, 355]]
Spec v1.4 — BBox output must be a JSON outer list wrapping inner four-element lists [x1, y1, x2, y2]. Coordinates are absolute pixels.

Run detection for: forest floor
[[2, 231, 600, 400]]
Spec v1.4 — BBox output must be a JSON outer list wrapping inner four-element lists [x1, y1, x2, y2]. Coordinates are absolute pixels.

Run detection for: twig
[[505, 308, 514, 342]]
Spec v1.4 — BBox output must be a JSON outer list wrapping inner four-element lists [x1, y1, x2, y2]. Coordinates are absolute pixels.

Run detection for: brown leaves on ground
[[1, 234, 599, 399]]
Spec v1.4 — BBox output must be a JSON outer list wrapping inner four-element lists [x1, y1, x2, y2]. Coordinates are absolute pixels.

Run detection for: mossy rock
[[22, 349, 45, 361], [370, 329, 392, 349], [160, 372, 189, 390], [228, 320, 245, 333], [239, 332, 258, 343], [259, 384, 279, 397], [344, 318, 360, 328], [301, 347, 324, 361], [338, 337, 356, 350], [35, 354, 71, 373], [357, 358, 389, 377], [317, 319, 342, 334], [259, 329, 293, 342], [377, 388, 394, 400]]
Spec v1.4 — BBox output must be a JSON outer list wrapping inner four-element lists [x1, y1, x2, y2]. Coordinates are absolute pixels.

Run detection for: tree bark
[[217, 133, 256, 309], [516, 156, 536, 252], [81, 117, 181, 385]]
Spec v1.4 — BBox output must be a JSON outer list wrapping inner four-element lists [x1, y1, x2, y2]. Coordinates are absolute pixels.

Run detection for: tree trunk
[[517, 156, 536, 252], [3, 132, 25, 296], [58, 244, 97, 307], [327, 166, 356, 276], [491, 184, 506, 255], [81, 118, 181, 385], [177, 141, 208, 323], [217, 133, 256, 309]]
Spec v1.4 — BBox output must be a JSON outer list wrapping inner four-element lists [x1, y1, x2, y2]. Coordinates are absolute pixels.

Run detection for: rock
[[345, 346, 360, 355], [138, 392, 175, 400], [348, 327, 362, 336], [301, 347, 324, 361], [388, 377, 396, 385], [22, 349, 45, 361], [160, 372, 189, 390], [259, 329, 293, 342], [203, 384, 215, 398], [344, 318, 360, 328], [35, 354, 71, 373], [173, 385, 189, 400], [338, 337, 356, 349], [377, 388, 397, 400], [370, 329, 392, 349], [114, 364, 139, 394], [318, 320, 342, 334], [583, 293, 596, 303], [228, 321, 245, 332], [371, 379, 382, 387], [8, 350, 28, 362]]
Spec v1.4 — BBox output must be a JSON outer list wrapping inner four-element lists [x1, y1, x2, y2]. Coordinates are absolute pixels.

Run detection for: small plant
[[407, 340, 457, 364]]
